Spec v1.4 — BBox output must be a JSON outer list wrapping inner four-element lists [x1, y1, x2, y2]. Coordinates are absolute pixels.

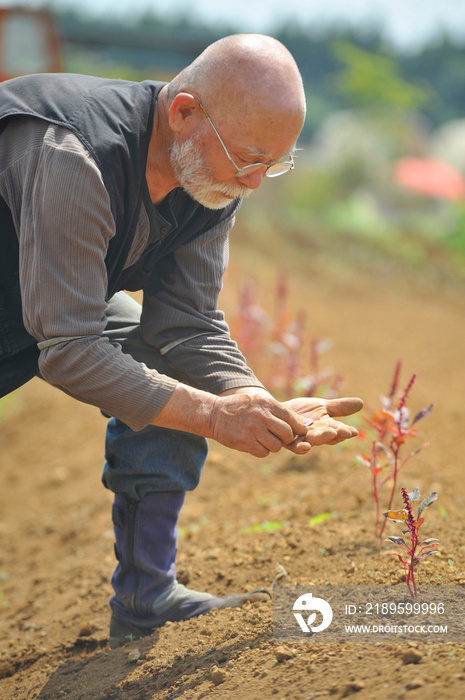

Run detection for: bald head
[[168, 34, 306, 138]]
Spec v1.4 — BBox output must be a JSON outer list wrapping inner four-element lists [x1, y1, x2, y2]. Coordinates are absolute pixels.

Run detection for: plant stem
[[373, 469, 380, 537], [401, 487, 419, 598], [370, 440, 380, 536], [379, 376, 416, 537], [379, 444, 399, 537]]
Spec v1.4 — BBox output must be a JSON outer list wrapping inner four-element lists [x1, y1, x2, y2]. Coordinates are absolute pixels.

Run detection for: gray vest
[[0, 73, 238, 396]]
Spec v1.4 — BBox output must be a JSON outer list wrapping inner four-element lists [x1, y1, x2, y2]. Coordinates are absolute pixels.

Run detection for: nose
[[236, 168, 266, 190]]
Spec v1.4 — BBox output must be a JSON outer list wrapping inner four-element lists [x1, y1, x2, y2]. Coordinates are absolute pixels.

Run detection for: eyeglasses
[[196, 100, 295, 178]]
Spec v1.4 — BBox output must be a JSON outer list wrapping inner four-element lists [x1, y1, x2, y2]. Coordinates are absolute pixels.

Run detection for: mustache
[[212, 182, 252, 199], [170, 136, 254, 205]]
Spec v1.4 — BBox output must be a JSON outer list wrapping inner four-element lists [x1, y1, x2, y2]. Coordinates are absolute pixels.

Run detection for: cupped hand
[[209, 392, 309, 458], [282, 396, 363, 453]]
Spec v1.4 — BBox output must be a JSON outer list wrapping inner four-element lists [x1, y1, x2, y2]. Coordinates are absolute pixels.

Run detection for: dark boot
[[109, 492, 270, 648]]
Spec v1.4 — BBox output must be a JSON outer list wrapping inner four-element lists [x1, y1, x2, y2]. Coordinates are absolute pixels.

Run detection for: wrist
[[151, 383, 217, 437]]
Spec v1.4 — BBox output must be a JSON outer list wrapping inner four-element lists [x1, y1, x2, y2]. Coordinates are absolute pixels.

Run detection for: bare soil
[[1, 239, 465, 700]]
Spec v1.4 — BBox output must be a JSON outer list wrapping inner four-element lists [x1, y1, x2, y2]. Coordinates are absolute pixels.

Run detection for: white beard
[[170, 137, 252, 210]]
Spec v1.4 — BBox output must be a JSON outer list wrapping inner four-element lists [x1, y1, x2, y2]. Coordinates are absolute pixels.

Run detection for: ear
[[168, 92, 202, 134]]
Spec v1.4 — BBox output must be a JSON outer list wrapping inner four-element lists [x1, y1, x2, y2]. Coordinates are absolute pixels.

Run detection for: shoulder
[[0, 115, 99, 184]]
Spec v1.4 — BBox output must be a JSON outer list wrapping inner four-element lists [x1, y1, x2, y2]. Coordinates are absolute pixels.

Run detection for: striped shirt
[[0, 115, 262, 430]]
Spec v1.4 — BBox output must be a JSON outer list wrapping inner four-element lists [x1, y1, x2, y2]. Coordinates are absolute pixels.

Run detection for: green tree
[[331, 41, 429, 112]]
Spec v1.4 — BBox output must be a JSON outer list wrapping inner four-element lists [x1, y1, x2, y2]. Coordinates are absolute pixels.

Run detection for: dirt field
[[1, 232, 465, 700]]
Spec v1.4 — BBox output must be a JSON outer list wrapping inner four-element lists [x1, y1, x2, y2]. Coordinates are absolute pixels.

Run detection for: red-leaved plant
[[384, 487, 439, 597], [231, 271, 343, 400], [357, 361, 433, 536]]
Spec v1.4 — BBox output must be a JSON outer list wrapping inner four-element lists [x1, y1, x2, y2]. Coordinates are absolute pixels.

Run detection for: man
[[0, 34, 362, 647]]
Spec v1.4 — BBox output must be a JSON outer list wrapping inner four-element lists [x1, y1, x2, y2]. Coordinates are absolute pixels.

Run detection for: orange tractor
[[0, 5, 61, 81]]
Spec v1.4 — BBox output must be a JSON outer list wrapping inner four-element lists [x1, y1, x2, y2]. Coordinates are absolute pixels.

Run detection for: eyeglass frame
[[195, 98, 295, 178]]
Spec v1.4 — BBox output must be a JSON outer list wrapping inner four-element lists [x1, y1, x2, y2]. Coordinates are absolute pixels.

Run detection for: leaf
[[417, 550, 439, 558], [411, 403, 434, 426], [394, 406, 410, 428], [388, 551, 407, 565], [407, 487, 421, 502], [383, 508, 408, 523], [416, 542, 439, 556], [308, 511, 336, 527], [373, 441, 390, 457], [241, 520, 288, 533], [387, 360, 402, 399], [407, 442, 430, 458], [386, 536, 406, 545], [379, 409, 396, 422], [417, 491, 438, 517]]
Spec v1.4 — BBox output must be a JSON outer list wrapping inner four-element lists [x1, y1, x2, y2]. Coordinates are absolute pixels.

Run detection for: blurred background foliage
[[51, 6, 465, 285], [16, 6, 460, 287], [55, 8, 464, 130]]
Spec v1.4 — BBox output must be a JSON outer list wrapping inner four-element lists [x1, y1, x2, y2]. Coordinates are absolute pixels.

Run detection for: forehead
[[219, 108, 302, 160]]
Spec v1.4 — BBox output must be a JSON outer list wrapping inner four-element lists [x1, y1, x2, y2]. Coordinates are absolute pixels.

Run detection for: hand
[[209, 392, 309, 458], [282, 396, 363, 453], [153, 384, 362, 459]]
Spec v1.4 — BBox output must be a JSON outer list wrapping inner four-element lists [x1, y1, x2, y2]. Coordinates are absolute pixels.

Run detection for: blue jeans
[[101, 292, 208, 501]]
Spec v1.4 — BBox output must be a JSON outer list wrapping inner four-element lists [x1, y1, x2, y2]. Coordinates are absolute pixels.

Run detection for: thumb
[[283, 407, 308, 437], [325, 397, 364, 417]]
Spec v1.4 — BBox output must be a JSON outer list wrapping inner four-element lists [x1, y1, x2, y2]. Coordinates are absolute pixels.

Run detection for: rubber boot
[[109, 492, 270, 647]]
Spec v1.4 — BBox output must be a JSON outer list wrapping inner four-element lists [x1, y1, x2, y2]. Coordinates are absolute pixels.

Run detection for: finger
[[320, 420, 359, 438], [261, 430, 285, 454], [271, 405, 308, 437], [308, 424, 359, 445], [325, 428, 359, 445], [266, 412, 305, 444], [247, 441, 271, 458], [307, 426, 339, 445], [284, 438, 311, 455], [324, 397, 364, 417]]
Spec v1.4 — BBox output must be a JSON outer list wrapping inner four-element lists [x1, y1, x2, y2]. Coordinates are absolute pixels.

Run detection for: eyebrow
[[241, 143, 298, 161], [242, 145, 272, 159]]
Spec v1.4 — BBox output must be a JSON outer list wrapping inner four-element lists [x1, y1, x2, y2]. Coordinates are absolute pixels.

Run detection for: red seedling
[[357, 361, 433, 536], [384, 487, 439, 598], [231, 270, 343, 400]]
